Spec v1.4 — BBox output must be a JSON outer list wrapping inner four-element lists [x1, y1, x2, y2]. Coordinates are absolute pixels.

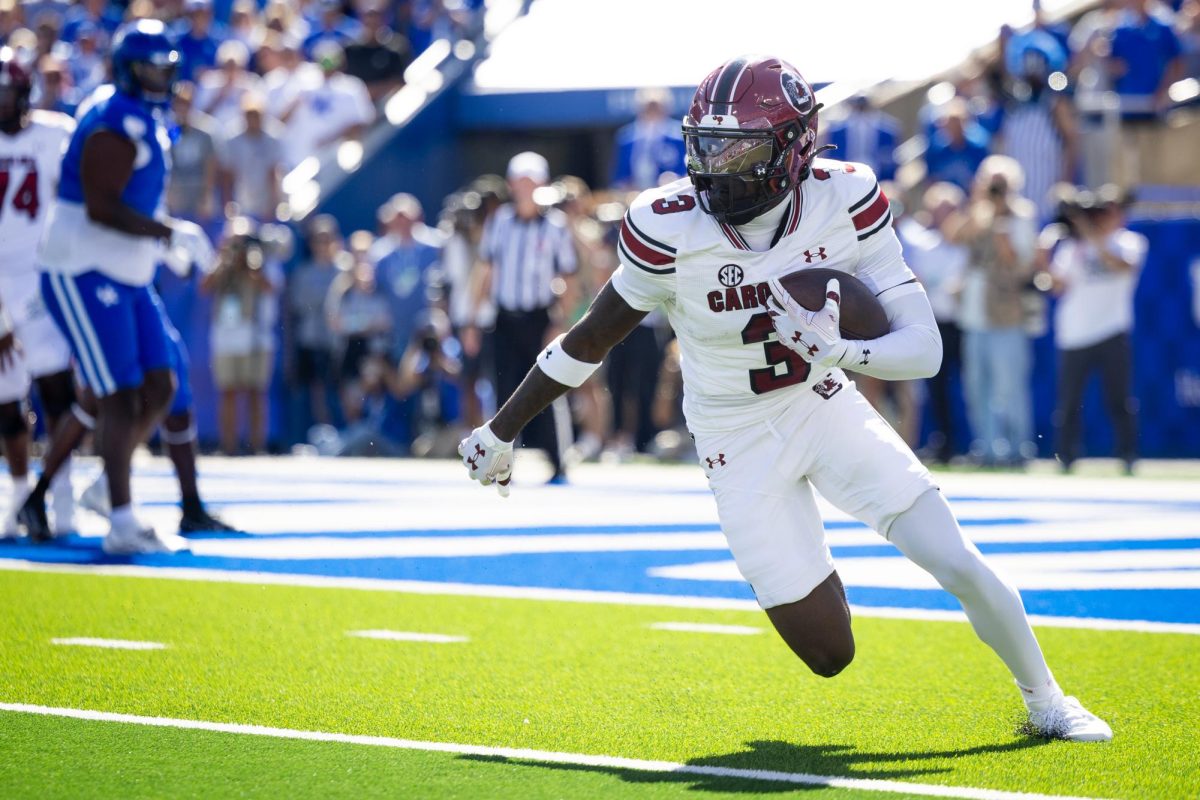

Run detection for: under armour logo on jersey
[[705, 453, 727, 469], [859, 348, 871, 366], [466, 444, 486, 471], [803, 247, 827, 263], [95, 284, 119, 308]]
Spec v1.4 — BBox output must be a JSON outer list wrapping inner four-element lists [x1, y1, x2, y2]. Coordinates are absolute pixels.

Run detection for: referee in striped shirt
[[476, 152, 578, 482]]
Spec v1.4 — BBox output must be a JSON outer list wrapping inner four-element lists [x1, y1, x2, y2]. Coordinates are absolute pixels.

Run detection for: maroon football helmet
[[0, 48, 32, 133], [683, 55, 828, 225]]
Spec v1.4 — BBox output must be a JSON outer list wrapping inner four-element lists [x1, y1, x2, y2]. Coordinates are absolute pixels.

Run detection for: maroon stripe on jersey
[[623, 212, 676, 255], [620, 221, 675, 266], [852, 189, 890, 231], [719, 221, 750, 251]]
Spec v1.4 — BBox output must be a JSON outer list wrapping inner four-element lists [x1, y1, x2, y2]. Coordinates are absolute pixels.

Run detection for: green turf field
[[1, 571, 1197, 799]]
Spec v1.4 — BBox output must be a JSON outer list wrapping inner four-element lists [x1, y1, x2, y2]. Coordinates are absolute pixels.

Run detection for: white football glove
[[766, 276, 851, 369], [458, 422, 513, 497], [163, 219, 215, 277]]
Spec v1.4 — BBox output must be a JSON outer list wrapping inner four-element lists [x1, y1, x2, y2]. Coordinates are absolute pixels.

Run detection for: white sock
[[11, 474, 30, 493], [1017, 676, 1063, 710], [110, 504, 137, 531], [887, 490, 1053, 691]]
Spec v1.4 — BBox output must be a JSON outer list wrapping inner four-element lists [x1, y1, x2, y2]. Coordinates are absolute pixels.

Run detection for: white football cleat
[[3, 481, 32, 538], [81, 472, 112, 518], [1026, 694, 1112, 742], [102, 523, 188, 556]]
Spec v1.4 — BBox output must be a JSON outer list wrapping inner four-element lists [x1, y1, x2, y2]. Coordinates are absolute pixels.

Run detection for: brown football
[[776, 267, 890, 340]]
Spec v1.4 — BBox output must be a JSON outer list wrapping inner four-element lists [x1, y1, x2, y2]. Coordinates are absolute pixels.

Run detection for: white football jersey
[[0, 111, 74, 275], [611, 158, 915, 434]]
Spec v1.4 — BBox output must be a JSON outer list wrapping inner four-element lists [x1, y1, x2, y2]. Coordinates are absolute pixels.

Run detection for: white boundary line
[[51, 638, 166, 650], [0, 703, 1104, 800], [2, 559, 1197, 635], [347, 630, 468, 643], [649, 622, 763, 635]]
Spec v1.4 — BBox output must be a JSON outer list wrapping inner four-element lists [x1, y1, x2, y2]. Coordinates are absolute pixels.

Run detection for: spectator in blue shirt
[[1108, 0, 1185, 117], [821, 94, 901, 181], [925, 98, 992, 191], [174, 0, 226, 82], [65, 22, 107, 95], [372, 194, 443, 360], [610, 87, 686, 190], [303, 0, 362, 61], [60, 0, 120, 44]]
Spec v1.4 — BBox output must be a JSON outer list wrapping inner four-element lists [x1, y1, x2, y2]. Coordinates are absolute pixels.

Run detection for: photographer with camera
[[201, 217, 285, 455], [945, 156, 1038, 466], [387, 308, 463, 457], [1047, 186, 1146, 473]]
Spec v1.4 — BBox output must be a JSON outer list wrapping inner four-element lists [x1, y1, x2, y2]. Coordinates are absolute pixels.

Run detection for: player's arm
[[80, 131, 172, 240], [458, 283, 648, 495], [492, 284, 647, 442], [460, 196, 677, 494]]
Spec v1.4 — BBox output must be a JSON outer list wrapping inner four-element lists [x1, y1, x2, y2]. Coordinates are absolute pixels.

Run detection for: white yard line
[[50, 638, 166, 651], [347, 630, 467, 643], [0, 703, 1104, 800], [649, 622, 763, 635], [3, 559, 1197, 635]]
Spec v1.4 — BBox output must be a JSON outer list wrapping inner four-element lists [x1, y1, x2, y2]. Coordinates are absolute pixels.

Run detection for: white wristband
[[536, 334, 601, 388]]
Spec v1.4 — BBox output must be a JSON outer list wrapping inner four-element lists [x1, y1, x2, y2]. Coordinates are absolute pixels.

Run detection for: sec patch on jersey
[[775, 267, 889, 340]]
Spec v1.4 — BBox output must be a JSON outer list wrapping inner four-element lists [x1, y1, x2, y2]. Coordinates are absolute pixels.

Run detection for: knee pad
[[0, 401, 28, 438]]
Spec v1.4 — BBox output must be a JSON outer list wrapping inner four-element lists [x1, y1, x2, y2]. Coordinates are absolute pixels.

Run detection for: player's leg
[[0, 397, 31, 538], [32, 369, 78, 534], [809, 387, 1110, 740], [764, 571, 855, 678], [19, 391, 92, 541], [152, 290, 235, 533], [698, 419, 853, 677]]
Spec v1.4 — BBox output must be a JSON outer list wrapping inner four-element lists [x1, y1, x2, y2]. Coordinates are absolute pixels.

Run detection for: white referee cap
[[507, 151, 550, 183]]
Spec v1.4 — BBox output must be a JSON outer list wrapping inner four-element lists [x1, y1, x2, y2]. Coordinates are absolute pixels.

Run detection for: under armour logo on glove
[[458, 424, 514, 497], [767, 276, 851, 368], [466, 444, 485, 471]]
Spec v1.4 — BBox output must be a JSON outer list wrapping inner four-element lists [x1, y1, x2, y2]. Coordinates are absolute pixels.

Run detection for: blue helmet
[[111, 20, 180, 106]]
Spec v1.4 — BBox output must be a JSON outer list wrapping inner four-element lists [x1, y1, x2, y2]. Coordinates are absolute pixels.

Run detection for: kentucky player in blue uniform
[[37, 20, 213, 555]]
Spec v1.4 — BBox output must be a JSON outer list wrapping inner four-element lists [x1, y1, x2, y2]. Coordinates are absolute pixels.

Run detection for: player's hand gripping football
[[766, 277, 850, 369], [458, 422, 514, 497]]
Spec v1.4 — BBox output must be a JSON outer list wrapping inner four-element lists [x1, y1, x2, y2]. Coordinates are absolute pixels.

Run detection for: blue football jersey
[[39, 85, 171, 286], [58, 85, 170, 218]]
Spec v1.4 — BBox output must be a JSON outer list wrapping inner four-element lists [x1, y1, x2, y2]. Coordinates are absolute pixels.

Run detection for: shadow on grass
[[459, 737, 1049, 794]]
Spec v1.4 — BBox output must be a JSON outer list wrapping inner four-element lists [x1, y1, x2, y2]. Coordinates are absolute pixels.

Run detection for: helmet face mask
[[683, 55, 824, 225], [131, 61, 177, 103]]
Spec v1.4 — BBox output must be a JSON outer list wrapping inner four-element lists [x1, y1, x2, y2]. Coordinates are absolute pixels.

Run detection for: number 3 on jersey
[[0, 168, 39, 220], [741, 312, 811, 394]]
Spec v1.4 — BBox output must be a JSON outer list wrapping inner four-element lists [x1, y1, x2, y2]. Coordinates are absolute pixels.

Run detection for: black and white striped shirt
[[480, 204, 578, 312]]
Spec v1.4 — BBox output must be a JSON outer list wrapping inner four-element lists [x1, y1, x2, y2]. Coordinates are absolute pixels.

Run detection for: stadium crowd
[[7, 0, 1192, 474]]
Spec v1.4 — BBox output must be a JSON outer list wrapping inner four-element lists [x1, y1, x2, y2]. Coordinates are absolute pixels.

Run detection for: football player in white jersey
[[0, 49, 79, 538], [459, 56, 1112, 741]]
